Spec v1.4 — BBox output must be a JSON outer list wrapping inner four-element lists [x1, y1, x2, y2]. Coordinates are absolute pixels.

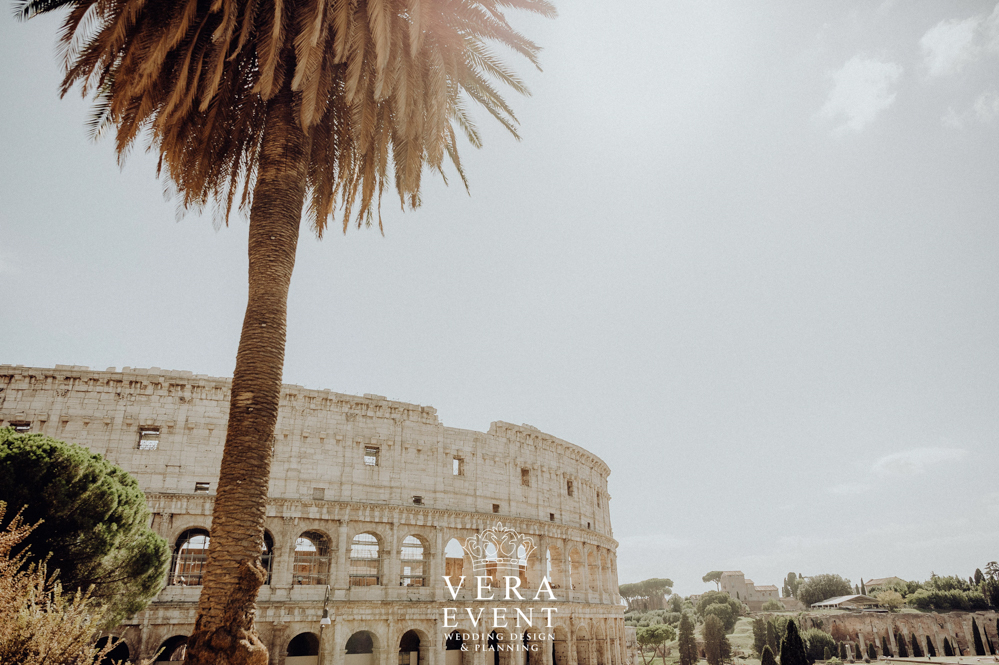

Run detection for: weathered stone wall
[[777, 611, 999, 659], [1, 365, 625, 665]]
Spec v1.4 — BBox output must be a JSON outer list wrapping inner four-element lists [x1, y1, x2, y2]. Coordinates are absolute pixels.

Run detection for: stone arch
[[345, 629, 378, 665], [95, 636, 130, 665], [400, 535, 429, 587], [261, 530, 275, 585], [867, 642, 877, 659], [488, 630, 501, 665], [169, 529, 209, 586], [909, 633, 923, 657], [349, 532, 383, 586], [585, 548, 599, 593], [399, 628, 429, 665], [445, 630, 474, 665], [881, 635, 892, 657], [593, 621, 608, 665], [925, 635, 937, 657], [287, 632, 321, 665], [943, 637, 954, 657], [568, 547, 583, 591], [156, 635, 188, 662], [294, 530, 332, 585], [600, 552, 611, 595], [552, 624, 570, 665], [576, 623, 593, 665], [445, 538, 466, 580], [972, 618, 986, 656]]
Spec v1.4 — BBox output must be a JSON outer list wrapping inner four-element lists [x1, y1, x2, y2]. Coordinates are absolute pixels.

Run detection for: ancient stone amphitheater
[[0, 365, 626, 665]]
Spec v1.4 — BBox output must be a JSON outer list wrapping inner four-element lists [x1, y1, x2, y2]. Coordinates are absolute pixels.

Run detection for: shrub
[[762, 599, 784, 611], [802, 629, 837, 662]]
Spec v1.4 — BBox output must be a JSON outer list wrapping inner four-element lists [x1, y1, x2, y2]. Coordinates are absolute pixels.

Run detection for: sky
[[2, 0, 998, 597]]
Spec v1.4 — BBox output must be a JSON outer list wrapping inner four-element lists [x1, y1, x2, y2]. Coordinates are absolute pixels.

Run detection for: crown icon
[[462, 522, 537, 571]]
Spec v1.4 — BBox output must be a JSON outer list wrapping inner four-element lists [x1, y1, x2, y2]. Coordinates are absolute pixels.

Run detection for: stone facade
[[790, 611, 999, 659], [718, 572, 779, 611], [0, 365, 625, 665]]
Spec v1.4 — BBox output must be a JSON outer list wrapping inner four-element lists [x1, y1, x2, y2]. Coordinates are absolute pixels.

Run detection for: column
[[336, 521, 350, 589]]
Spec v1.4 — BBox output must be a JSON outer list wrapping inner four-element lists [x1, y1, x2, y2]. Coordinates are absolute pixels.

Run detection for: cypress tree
[[781, 620, 809, 665], [824, 647, 832, 660], [761, 646, 778, 665], [678, 613, 698, 665], [767, 620, 779, 654]]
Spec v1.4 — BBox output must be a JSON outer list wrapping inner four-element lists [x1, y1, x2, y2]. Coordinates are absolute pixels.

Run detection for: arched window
[[400, 536, 426, 587], [346, 631, 375, 654], [444, 538, 464, 580], [170, 529, 209, 586], [568, 548, 582, 591], [95, 637, 130, 665], [262, 531, 274, 585], [350, 533, 380, 586], [293, 531, 331, 585], [399, 630, 421, 665]]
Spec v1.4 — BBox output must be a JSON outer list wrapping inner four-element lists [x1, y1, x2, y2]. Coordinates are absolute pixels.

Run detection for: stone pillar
[[336, 521, 350, 589], [375, 647, 389, 665], [387, 522, 400, 588], [272, 622, 289, 665], [331, 618, 346, 665]]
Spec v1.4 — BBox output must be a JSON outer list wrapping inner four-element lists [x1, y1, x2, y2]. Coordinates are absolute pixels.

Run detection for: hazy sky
[[2, 1, 998, 596]]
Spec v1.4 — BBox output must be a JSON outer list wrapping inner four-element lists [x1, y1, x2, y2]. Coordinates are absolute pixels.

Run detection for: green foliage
[[824, 647, 832, 660], [620, 578, 675, 612], [677, 613, 698, 665], [669, 594, 684, 612], [906, 587, 988, 611], [924, 573, 971, 592], [780, 620, 809, 665], [702, 614, 731, 665], [762, 599, 783, 611], [753, 618, 766, 656], [0, 428, 169, 627], [784, 573, 802, 598], [703, 602, 737, 633], [873, 590, 904, 612], [703, 570, 723, 589], [0, 503, 121, 665], [801, 629, 836, 662], [766, 620, 779, 655], [760, 646, 777, 665], [696, 590, 745, 627], [637, 624, 677, 665], [797, 574, 853, 607]]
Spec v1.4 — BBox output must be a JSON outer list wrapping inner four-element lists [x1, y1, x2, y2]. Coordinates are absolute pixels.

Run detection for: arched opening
[[445, 538, 465, 580], [446, 631, 464, 665], [350, 533, 381, 586], [523, 632, 532, 665], [586, 549, 599, 592], [910, 634, 923, 658], [488, 631, 500, 665], [346, 631, 376, 665], [576, 627, 591, 665], [289, 632, 321, 655], [600, 552, 611, 594], [169, 529, 209, 585], [156, 635, 188, 662], [96, 636, 130, 665], [926, 636, 937, 658], [400, 536, 426, 587], [867, 643, 877, 660], [294, 531, 331, 585], [881, 636, 892, 657], [261, 530, 274, 585], [568, 548, 582, 591], [517, 543, 530, 587], [400, 630, 421, 665], [943, 637, 954, 657]]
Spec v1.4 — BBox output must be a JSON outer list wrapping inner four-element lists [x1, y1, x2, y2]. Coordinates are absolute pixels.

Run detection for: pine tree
[[761, 646, 778, 665], [860, 579, 867, 595], [678, 613, 699, 665], [781, 620, 809, 665]]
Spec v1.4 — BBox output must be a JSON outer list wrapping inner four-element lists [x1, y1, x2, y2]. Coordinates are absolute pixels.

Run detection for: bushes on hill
[[801, 628, 836, 662]]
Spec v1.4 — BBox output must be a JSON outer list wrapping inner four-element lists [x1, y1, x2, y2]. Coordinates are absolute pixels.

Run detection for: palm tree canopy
[[18, 0, 556, 233]]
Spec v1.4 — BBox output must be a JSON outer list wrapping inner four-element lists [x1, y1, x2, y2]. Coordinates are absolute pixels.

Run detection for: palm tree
[[17, 0, 555, 662]]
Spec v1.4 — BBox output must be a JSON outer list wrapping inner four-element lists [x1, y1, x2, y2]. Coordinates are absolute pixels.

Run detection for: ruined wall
[[788, 611, 999, 659]]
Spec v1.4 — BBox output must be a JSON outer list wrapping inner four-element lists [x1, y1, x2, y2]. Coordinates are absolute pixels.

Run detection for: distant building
[[810, 594, 880, 610], [718, 572, 781, 611]]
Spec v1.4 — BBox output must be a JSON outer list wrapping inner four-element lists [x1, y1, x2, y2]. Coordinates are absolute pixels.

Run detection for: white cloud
[[920, 16, 981, 77], [818, 55, 903, 134], [974, 89, 999, 121], [870, 447, 968, 477]]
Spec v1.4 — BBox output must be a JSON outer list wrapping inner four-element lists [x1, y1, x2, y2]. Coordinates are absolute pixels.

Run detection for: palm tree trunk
[[185, 76, 311, 665]]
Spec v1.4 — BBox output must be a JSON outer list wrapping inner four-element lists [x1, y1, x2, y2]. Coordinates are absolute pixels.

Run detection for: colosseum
[[0, 365, 626, 665]]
